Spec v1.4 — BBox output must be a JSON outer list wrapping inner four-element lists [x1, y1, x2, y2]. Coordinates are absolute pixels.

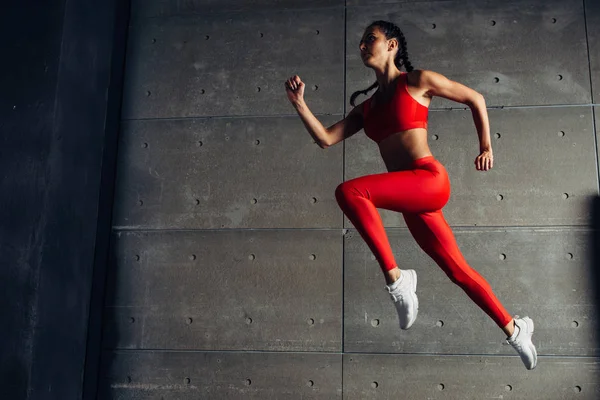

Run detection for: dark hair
[[350, 21, 414, 107]]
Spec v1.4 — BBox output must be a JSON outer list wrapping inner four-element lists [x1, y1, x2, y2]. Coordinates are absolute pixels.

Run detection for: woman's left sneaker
[[506, 316, 538, 370]]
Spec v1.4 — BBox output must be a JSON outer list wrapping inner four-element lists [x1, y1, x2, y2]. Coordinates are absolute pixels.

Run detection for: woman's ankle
[[503, 319, 516, 337], [384, 266, 401, 285]]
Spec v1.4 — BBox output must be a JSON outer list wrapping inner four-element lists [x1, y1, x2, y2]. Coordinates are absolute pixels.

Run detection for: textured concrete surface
[[130, 0, 343, 18], [99, 0, 600, 399], [98, 351, 600, 399], [112, 116, 343, 229], [99, 351, 342, 399], [347, 0, 591, 108], [344, 226, 597, 355], [343, 354, 600, 399], [121, 8, 345, 119], [103, 229, 342, 351]]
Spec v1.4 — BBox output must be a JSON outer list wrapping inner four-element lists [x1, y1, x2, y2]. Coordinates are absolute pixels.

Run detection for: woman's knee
[[335, 181, 360, 203], [445, 269, 465, 286], [445, 266, 484, 292], [434, 258, 469, 286]]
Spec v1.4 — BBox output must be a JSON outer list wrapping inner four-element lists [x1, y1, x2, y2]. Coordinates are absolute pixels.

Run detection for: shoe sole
[[402, 270, 419, 330], [522, 317, 538, 370]]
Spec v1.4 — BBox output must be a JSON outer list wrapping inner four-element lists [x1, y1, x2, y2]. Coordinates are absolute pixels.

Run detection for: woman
[[284, 20, 537, 370]]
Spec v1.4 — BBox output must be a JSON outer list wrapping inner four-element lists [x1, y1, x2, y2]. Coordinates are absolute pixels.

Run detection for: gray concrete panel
[[122, 9, 344, 119], [345, 107, 597, 227], [343, 227, 598, 356], [343, 353, 600, 399], [103, 229, 343, 351], [131, 0, 344, 18], [112, 116, 343, 229], [587, 0, 600, 103], [99, 351, 342, 399], [347, 0, 590, 108]]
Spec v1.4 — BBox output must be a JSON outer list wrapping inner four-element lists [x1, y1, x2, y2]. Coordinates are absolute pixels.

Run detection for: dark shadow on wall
[[91, 236, 122, 399], [1, 0, 130, 399], [82, 0, 131, 398], [0, 1, 67, 398]]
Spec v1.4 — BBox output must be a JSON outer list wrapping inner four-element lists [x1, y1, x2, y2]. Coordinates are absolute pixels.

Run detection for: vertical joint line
[[341, 3, 347, 399], [583, 0, 599, 192]]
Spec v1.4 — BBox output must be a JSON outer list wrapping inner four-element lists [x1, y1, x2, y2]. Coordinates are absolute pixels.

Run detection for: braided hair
[[350, 21, 414, 107]]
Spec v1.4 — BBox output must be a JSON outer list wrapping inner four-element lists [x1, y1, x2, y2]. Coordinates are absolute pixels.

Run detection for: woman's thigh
[[340, 168, 450, 214]]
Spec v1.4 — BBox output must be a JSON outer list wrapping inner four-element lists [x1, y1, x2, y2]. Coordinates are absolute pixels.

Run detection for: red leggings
[[335, 156, 512, 329]]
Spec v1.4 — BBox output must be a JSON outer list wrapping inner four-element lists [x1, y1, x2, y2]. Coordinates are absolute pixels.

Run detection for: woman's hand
[[475, 149, 493, 171], [285, 75, 305, 105]]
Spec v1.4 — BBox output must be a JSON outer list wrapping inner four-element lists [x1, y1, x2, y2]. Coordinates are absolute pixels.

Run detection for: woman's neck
[[374, 65, 404, 95]]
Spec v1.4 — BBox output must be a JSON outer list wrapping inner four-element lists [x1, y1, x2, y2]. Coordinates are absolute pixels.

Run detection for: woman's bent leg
[[403, 210, 513, 329], [335, 160, 449, 272], [335, 174, 396, 271]]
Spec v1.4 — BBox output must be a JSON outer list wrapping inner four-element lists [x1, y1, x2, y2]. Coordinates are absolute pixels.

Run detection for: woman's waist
[[383, 153, 446, 174], [378, 134, 433, 167], [376, 128, 429, 149]]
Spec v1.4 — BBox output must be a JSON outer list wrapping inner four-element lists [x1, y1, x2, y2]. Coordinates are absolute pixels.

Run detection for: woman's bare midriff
[[377, 128, 433, 172]]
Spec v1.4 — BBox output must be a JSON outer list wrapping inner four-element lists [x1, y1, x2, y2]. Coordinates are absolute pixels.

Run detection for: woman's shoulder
[[406, 68, 428, 81], [407, 68, 436, 76], [406, 69, 449, 89]]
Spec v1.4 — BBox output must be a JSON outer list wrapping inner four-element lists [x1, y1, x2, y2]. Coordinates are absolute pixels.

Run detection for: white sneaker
[[507, 316, 538, 370], [385, 269, 418, 330]]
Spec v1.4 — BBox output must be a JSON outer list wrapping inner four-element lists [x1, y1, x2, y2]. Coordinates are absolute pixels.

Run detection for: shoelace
[[385, 286, 403, 303], [390, 293, 401, 302], [509, 338, 524, 351]]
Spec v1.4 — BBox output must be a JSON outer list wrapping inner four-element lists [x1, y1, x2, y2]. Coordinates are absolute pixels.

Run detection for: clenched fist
[[474, 149, 493, 171], [285, 75, 305, 104]]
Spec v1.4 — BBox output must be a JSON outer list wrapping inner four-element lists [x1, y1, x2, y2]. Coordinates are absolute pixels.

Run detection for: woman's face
[[359, 26, 396, 67]]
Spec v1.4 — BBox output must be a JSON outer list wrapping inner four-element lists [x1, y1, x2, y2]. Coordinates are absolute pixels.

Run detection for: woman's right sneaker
[[385, 269, 419, 330], [506, 316, 538, 370]]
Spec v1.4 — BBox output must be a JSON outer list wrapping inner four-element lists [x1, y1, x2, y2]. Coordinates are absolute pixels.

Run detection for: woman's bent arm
[[421, 69, 492, 151], [286, 75, 362, 148], [293, 99, 363, 148], [468, 96, 492, 151], [292, 99, 330, 148]]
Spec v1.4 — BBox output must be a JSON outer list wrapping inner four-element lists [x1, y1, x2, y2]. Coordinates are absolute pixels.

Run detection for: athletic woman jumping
[[284, 20, 537, 370]]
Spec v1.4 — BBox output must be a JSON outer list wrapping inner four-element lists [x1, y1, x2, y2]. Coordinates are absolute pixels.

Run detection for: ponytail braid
[[350, 21, 414, 107], [394, 28, 414, 73], [349, 81, 379, 109]]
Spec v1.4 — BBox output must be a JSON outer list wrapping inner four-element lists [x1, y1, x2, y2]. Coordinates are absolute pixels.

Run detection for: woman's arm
[[293, 100, 363, 148], [291, 99, 331, 148], [286, 75, 363, 148], [418, 70, 493, 170]]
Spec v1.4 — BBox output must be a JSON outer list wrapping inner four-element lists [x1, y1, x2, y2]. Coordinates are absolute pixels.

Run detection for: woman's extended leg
[[402, 209, 537, 369], [402, 210, 513, 330]]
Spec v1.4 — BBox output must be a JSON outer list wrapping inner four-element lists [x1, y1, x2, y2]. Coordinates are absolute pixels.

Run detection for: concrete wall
[[98, 0, 600, 398], [4, 0, 597, 399]]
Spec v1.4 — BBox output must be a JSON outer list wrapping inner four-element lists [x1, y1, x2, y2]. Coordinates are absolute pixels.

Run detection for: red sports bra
[[362, 72, 429, 143]]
